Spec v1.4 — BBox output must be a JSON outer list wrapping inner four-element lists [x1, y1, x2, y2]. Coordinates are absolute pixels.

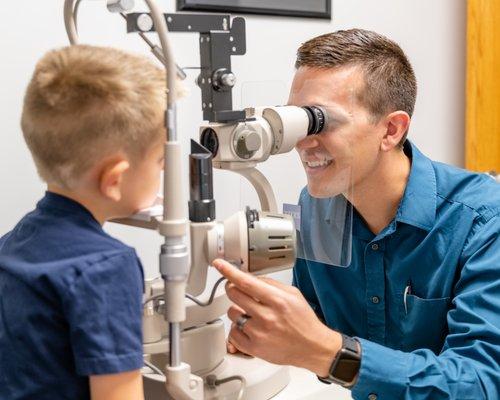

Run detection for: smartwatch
[[318, 334, 361, 388]]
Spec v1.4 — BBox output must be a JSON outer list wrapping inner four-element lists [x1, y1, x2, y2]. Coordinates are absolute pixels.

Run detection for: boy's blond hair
[[21, 45, 175, 188]]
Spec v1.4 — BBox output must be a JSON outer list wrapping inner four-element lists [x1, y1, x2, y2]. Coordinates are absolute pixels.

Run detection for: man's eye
[[320, 125, 336, 134]]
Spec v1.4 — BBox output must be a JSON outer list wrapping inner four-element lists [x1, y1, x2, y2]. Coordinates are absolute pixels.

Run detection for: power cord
[[206, 374, 246, 400], [143, 359, 165, 377], [143, 277, 226, 308], [185, 277, 226, 307]]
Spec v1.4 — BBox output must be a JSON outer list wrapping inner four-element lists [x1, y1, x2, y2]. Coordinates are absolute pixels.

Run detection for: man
[[214, 29, 500, 399]]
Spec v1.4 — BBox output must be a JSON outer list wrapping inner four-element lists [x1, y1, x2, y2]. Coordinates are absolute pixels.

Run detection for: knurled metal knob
[[220, 72, 236, 88], [212, 68, 236, 91]]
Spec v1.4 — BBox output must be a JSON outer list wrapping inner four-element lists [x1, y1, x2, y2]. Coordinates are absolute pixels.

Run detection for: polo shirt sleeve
[[63, 249, 144, 376], [351, 215, 500, 400]]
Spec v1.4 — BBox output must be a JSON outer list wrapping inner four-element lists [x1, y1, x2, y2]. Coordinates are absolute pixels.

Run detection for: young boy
[[0, 45, 178, 400]]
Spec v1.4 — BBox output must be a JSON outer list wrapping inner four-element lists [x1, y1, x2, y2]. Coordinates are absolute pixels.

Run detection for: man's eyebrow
[[324, 108, 353, 126]]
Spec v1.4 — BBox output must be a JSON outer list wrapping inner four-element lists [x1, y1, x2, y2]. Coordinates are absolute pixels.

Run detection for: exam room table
[[274, 367, 352, 399]]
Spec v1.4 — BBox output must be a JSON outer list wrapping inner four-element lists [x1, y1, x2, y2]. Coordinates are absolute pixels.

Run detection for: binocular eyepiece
[[302, 105, 326, 136]]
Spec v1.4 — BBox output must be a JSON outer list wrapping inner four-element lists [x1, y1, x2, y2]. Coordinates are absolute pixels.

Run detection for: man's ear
[[98, 158, 130, 202], [380, 111, 410, 152]]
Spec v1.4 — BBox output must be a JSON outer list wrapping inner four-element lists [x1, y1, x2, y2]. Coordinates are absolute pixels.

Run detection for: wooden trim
[[466, 0, 500, 173]]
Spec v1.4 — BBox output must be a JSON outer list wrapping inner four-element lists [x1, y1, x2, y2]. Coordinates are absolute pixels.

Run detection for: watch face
[[335, 357, 360, 383], [329, 339, 361, 387]]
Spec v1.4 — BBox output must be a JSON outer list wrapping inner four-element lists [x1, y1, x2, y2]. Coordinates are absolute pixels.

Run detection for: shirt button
[[371, 243, 379, 251], [371, 296, 380, 304], [368, 394, 378, 400]]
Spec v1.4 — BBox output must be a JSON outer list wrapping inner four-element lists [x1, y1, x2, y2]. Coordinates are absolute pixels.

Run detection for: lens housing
[[302, 105, 326, 135], [200, 128, 219, 157], [246, 207, 296, 274]]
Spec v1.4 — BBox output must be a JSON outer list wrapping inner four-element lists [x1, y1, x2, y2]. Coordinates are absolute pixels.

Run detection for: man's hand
[[213, 259, 342, 377], [226, 276, 275, 356]]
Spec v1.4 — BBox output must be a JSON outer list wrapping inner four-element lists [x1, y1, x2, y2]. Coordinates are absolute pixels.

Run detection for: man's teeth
[[307, 159, 333, 168]]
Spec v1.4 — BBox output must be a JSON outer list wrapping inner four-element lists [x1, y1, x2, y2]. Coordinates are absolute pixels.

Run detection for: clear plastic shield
[[236, 78, 355, 267]]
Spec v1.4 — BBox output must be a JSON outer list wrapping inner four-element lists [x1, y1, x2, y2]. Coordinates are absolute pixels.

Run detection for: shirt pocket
[[400, 294, 451, 354]]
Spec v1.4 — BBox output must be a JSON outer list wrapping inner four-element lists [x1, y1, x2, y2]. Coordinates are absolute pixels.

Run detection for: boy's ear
[[380, 111, 410, 152], [98, 158, 130, 202]]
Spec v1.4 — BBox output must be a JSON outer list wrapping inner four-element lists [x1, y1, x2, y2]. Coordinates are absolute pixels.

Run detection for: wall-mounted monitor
[[177, 0, 331, 20]]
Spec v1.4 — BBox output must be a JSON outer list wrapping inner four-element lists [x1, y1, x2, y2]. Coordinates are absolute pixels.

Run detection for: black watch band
[[317, 334, 361, 388]]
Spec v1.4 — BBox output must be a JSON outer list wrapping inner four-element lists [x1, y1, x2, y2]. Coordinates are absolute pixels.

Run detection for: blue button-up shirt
[[293, 142, 500, 399]]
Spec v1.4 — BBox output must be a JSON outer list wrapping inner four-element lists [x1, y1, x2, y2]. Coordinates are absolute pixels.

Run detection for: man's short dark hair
[[295, 29, 417, 146]]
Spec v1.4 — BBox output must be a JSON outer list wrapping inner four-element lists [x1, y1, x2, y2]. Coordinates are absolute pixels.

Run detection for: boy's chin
[[112, 203, 150, 219], [132, 197, 160, 213]]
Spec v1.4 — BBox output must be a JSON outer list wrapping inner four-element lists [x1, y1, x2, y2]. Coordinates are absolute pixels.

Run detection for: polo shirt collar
[[37, 191, 100, 225]]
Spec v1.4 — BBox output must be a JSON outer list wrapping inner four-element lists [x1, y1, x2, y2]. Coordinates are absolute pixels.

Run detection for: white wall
[[0, 0, 466, 280]]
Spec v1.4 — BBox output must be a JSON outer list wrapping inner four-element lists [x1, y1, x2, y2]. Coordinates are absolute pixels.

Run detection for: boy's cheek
[[140, 179, 161, 209], [123, 163, 163, 211]]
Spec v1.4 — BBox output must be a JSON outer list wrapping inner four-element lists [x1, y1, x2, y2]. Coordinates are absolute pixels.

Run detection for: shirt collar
[[37, 191, 101, 225], [395, 141, 437, 231], [349, 140, 437, 240]]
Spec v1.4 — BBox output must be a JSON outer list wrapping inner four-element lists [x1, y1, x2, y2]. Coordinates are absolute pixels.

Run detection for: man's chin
[[307, 183, 342, 198]]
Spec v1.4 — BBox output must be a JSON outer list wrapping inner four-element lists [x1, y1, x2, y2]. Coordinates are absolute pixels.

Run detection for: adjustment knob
[[136, 13, 154, 32], [220, 72, 236, 88], [241, 131, 261, 152], [234, 130, 261, 159], [212, 68, 236, 91]]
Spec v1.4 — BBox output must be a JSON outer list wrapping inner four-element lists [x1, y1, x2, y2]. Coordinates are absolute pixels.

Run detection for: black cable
[[143, 360, 165, 376], [206, 374, 246, 400], [143, 277, 226, 308], [185, 277, 226, 307]]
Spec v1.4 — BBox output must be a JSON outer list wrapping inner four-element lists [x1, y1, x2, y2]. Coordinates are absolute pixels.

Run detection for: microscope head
[[199, 105, 328, 167]]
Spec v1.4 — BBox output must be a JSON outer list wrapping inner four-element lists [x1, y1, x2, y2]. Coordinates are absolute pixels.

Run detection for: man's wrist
[[317, 334, 362, 388], [306, 328, 342, 377]]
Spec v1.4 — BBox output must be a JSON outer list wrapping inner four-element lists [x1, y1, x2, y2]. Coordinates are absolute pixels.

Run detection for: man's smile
[[303, 158, 334, 175]]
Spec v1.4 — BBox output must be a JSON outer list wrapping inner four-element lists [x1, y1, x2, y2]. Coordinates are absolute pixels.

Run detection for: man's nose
[[296, 135, 320, 150]]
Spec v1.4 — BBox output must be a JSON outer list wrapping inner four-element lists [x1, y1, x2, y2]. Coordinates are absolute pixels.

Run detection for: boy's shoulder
[[0, 197, 145, 394], [0, 193, 142, 292], [1, 204, 132, 259]]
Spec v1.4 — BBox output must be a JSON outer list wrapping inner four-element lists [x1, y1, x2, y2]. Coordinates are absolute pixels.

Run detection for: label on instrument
[[283, 203, 301, 231]]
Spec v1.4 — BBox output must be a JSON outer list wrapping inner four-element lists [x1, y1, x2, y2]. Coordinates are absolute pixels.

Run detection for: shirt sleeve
[[63, 249, 144, 376], [351, 215, 500, 400]]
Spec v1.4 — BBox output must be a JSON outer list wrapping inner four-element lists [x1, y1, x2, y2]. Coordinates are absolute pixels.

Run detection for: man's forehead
[[288, 65, 362, 105]]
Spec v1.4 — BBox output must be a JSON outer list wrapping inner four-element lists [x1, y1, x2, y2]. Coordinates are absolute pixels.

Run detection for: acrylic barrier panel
[[237, 79, 356, 267]]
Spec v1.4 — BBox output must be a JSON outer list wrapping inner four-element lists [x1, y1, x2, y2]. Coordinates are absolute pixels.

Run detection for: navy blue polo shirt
[[294, 141, 500, 399], [0, 192, 144, 399]]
